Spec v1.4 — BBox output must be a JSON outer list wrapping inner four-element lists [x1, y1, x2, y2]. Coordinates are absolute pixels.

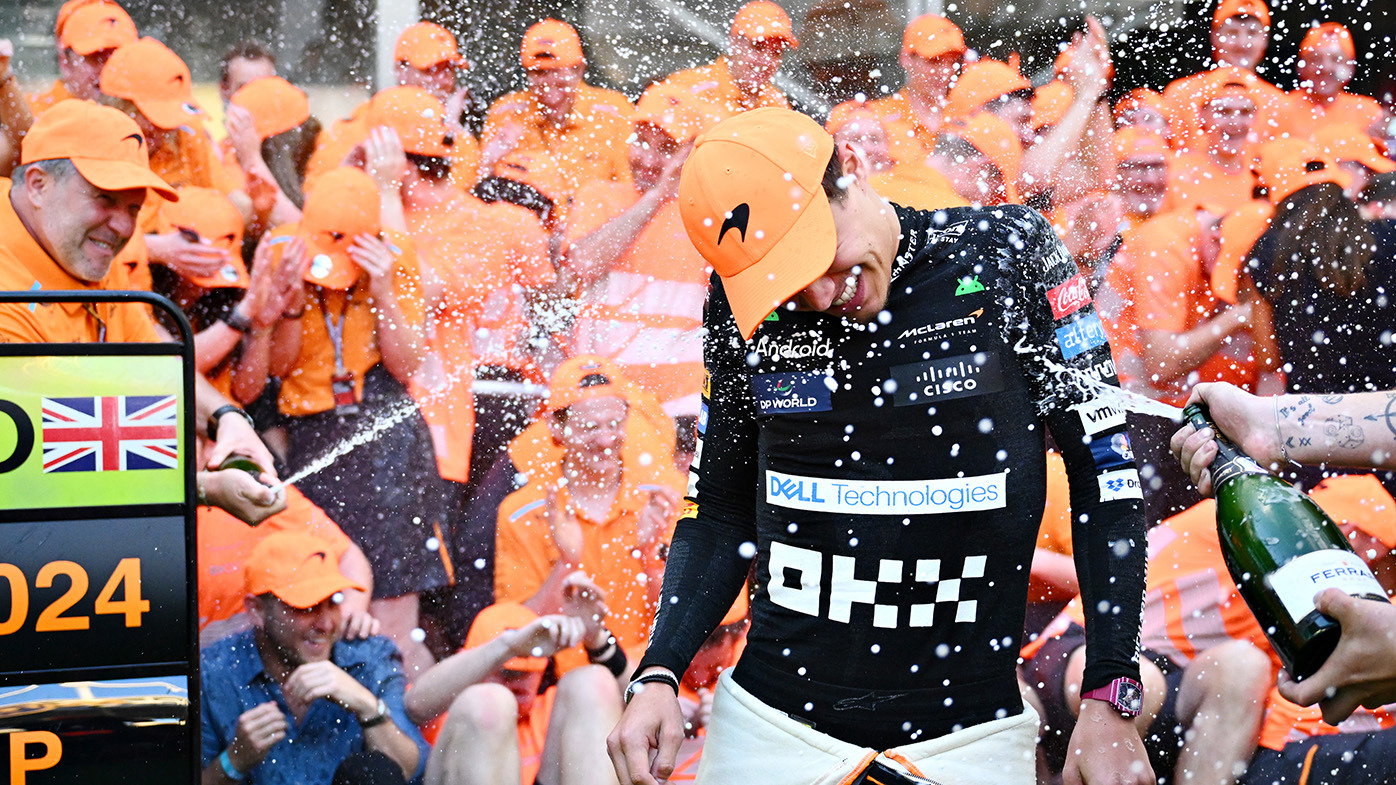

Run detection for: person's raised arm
[[350, 235, 423, 383]]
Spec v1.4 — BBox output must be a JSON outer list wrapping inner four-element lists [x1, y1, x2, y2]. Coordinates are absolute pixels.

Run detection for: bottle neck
[[1183, 403, 1271, 489]]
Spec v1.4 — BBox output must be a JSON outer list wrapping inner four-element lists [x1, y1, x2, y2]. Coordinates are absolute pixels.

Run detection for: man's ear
[[245, 593, 266, 628], [834, 140, 872, 187], [22, 166, 53, 210]]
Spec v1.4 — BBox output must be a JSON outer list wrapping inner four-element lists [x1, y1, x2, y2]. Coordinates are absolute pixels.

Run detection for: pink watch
[[1081, 677, 1144, 718]]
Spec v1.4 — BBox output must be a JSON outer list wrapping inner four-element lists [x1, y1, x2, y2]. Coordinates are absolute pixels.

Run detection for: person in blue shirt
[[201, 531, 428, 784]]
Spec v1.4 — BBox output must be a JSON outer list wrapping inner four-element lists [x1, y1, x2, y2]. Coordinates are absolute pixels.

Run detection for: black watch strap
[[223, 309, 254, 334], [208, 405, 254, 441]]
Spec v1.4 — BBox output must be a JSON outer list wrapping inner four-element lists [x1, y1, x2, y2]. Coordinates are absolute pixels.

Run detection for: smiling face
[[527, 65, 584, 120], [250, 594, 344, 668], [728, 36, 788, 97], [1117, 153, 1169, 218], [551, 395, 629, 475], [21, 164, 145, 282], [1298, 41, 1355, 99], [1212, 15, 1267, 70]]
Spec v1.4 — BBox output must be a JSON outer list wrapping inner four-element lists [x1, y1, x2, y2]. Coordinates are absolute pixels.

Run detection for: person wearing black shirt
[[607, 107, 1151, 785]]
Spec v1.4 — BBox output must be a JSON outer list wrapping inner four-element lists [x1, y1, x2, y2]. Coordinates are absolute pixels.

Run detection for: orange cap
[[902, 14, 965, 59], [493, 149, 568, 208], [1211, 199, 1271, 303], [21, 99, 177, 201], [100, 38, 203, 131], [546, 355, 632, 414], [395, 21, 466, 70], [678, 107, 837, 339], [1031, 81, 1073, 131], [55, 0, 110, 38], [300, 167, 380, 289], [1312, 123, 1396, 175], [367, 86, 454, 158], [731, 1, 798, 47], [944, 59, 1032, 121], [947, 113, 1022, 204], [1311, 475, 1396, 550], [244, 531, 367, 609], [1255, 137, 1350, 205], [59, 1, 137, 56], [824, 100, 881, 135], [635, 83, 725, 144], [230, 76, 311, 141], [1113, 127, 1170, 162], [1300, 22, 1356, 61], [157, 187, 247, 287], [521, 19, 584, 71], [465, 603, 548, 671], [1213, 0, 1269, 29]]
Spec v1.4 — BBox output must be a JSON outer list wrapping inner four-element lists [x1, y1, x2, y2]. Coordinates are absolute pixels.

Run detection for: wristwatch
[[359, 697, 390, 729], [208, 405, 255, 442], [1081, 676, 1144, 718]]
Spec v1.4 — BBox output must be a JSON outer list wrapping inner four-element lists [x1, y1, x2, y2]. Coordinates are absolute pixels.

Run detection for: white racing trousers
[[694, 671, 1039, 785]]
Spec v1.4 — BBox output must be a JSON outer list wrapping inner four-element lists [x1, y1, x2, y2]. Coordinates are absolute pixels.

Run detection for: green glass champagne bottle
[[217, 455, 266, 477], [1184, 403, 1390, 680]]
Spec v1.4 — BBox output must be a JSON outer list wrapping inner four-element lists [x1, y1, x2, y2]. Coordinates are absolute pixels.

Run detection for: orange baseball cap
[[367, 86, 454, 158], [635, 83, 725, 144], [824, 100, 881, 135], [465, 603, 548, 671], [678, 107, 836, 339], [1113, 127, 1170, 162], [1032, 81, 1073, 131], [100, 38, 203, 131], [731, 1, 798, 47], [21, 99, 177, 201], [300, 167, 380, 290], [902, 14, 965, 59], [157, 187, 247, 288], [244, 531, 366, 609], [1311, 475, 1396, 550], [1211, 199, 1271, 304], [1213, 0, 1269, 29], [947, 113, 1022, 204], [59, 1, 137, 56], [521, 19, 584, 71], [1312, 123, 1396, 175], [395, 21, 466, 70], [230, 76, 311, 141], [545, 355, 632, 414], [1254, 137, 1350, 205], [1300, 22, 1356, 60], [55, 0, 110, 38], [944, 59, 1032, 121], [493, 149, 567, 208]]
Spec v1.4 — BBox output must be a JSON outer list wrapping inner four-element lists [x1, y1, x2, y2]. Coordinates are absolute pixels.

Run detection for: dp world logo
[[751, 372, 832, 415]]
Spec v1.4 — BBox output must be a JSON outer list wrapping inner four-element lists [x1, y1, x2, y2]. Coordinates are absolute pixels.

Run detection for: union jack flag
[[41, 396, 179, 473]]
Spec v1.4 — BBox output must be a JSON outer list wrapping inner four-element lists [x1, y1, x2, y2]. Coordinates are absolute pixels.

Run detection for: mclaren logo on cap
[[122, 133, 145, 151], [718, 203, 750, 245], [305, 551, 328, 564]]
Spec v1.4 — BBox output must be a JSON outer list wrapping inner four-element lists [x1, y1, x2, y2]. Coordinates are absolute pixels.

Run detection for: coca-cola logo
[[752, 333, 834, 362], [1047, 275, 1091, 319]]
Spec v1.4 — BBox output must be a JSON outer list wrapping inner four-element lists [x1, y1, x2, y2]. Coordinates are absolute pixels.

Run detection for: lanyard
[[316, 291, 351, 375], [81, 303, 107, 343]]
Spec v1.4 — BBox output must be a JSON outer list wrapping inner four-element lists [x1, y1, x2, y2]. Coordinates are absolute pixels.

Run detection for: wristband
[[358, 697, 390, 729], [208, 405, 255, 442], [624, 670, 679, 705], [219, 749, 246, 781], [222, 309, 254, 334]]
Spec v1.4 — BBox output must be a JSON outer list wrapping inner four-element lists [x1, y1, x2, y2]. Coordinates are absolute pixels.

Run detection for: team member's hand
[[546, 489, 586, 567], [147, 231, 232, 279], [227, 701, 288, 771], [562, 570, 611, 644], [503, 613, 586, 660], [694, 687, 714, 733], [655, 141, 693, 201], [282, 660, 378, 719], [206, 411, 279, 483], [346, 234, 398, 301], [1171, 382, 1279, 495], [608, 668, 687, 785], [1278, 588, 1396, 724], [1062, 701, 1154, 785], [239, 240, 283, 331], [200, 468, 285, 524], [224, 103, 265, 169], [269, 234, 309, 318], [341, 608, 381, 640], [362, 126, 407, 192], [245, 165, 280, 221], [637, 487, 679, 557]]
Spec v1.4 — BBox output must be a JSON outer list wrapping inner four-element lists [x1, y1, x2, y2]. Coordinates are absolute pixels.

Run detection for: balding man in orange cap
[[1161, 0, 1294, 153], [1290, 22, 1386, 138], [659, 0, 797, 118], [865, 14, 966, 166]]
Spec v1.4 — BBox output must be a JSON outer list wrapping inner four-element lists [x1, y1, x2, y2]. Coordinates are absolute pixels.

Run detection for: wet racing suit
[[637, 204, 1147, 748]]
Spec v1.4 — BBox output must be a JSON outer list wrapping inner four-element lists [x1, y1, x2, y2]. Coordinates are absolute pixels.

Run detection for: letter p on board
[[9, 731, 61, 784]]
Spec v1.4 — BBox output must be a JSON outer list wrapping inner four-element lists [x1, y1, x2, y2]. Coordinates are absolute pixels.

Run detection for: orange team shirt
[[1286, 91, 1386, 138], [1162, 67, 1296, 154], [0, 182, 158, 344], [482, 83, 634, 195], [564, 181, 710, 417], [494, 447, 682, 674], [276, 229, 425, 417], [1162, 150, 1257, 214], [660, 57, 788, 119], [26, 81, 73, 116], [865, 91, 942, 167], [406, 193, 553, 482], [1118, 209, 1257, 405], [197, 484, 353, 630], [871, 162, 970, 212]]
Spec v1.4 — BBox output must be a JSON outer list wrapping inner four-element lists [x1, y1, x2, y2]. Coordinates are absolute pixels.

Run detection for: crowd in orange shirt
[[1, 0, 1394, 781]]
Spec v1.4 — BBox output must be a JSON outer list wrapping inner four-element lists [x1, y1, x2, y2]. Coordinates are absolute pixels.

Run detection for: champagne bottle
[[217, 455, 265, 478], [1184, 403, 1390, 679]]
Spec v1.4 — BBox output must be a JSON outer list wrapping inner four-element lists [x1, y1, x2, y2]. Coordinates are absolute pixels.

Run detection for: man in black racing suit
[[607, 107, 1152, 785]]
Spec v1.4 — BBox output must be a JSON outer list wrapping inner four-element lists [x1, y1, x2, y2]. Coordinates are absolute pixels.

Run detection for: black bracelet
[[587, 635, 628, 677], [624, 670, 679, 705], [208, 405, 255, 441], [222, 309, 254, 334]]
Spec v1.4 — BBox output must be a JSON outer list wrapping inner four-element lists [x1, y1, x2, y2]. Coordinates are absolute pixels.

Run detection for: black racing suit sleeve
[[999, 206, 1147, 694], [636, 276, 758, 679]]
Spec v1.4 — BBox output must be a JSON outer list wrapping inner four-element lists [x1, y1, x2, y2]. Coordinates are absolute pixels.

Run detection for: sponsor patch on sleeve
[[890, 352, 1004, 406], [1054, 313, 1109, 359], [751, 372, 833, 415], [1097, 468, 1143, 501], [1046, 274, 1092, 319], [678, 500, 699, 520], [1073, 398, 1127, 435], [1089, 432, 1135, 471]]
